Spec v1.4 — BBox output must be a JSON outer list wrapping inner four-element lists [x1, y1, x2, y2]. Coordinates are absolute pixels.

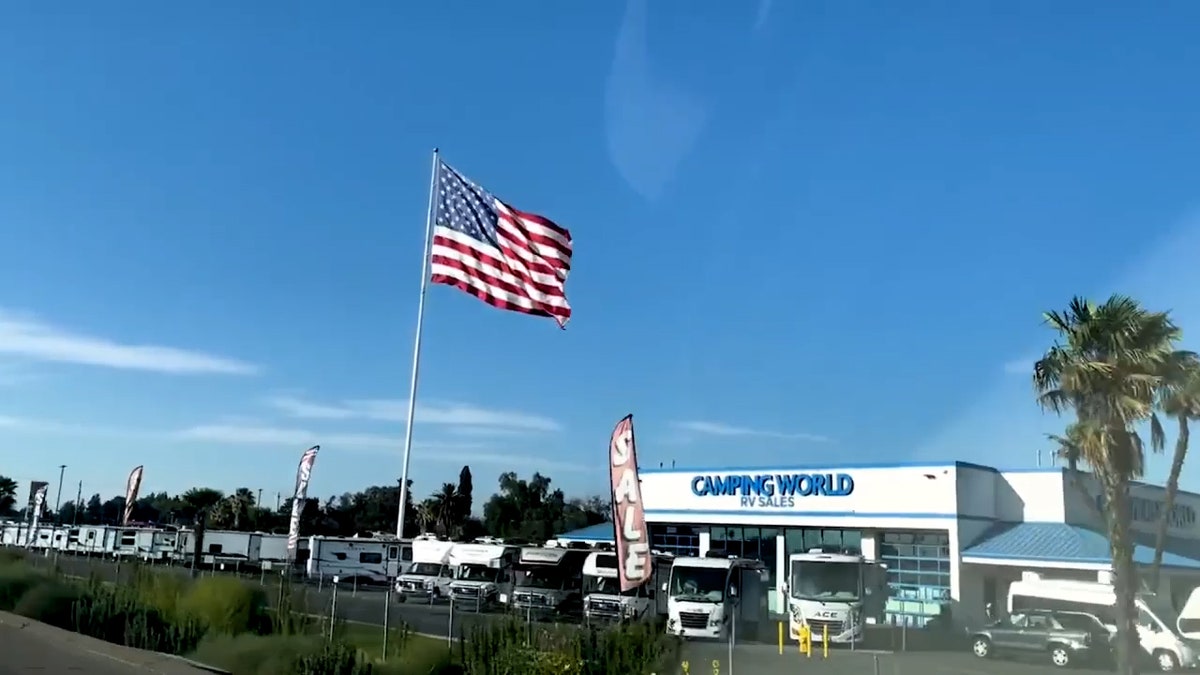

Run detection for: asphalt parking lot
[[18, 552, 1118, 674]]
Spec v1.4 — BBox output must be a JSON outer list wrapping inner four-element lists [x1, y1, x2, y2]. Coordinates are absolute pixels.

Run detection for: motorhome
[[509, 546, 590, 617], [664, 555, 770, 640], [1009, 573, 1200, 672], [396, 537, 456, 600], [448, 542, 518, 607], [582, 550, 670, 622], [785, 548, 887, 644], [306, 535, 412, 585]]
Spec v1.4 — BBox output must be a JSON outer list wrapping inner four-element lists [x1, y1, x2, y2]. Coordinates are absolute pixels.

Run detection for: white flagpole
[[395, 148, 440, 538]]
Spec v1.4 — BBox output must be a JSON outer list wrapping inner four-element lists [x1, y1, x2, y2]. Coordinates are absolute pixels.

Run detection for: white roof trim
[[962, 556, 1109, 571]]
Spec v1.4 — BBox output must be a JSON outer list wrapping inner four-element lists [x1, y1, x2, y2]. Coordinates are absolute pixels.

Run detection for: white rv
[[62, 526, 119, 555], [257, 533, 301, 570], [509, 546, 589, 617], [26, 525, 57, 551], [396, 537, 456, 600], [0, 521, 20, 546], [448, 543, 518, 607], [306, 535, 412, 585], [113, 528, 160, 559], [582, 550, 666, 622], [664, 555, 770, 640], [197, 530, 259, 568], [785, 548, 887, 644], [1009, 573, 1200, 672]]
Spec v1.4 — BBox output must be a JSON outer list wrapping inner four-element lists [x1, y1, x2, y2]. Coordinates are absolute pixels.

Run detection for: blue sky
[[2, 1, 1200, 508]]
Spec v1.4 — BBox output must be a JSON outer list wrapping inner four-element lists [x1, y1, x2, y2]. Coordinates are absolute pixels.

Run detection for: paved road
[[0, 612, 212, 674], [15, 553, 1122, 674]]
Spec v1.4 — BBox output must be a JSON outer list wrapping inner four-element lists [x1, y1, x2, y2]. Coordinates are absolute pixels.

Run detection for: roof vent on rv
[[705, 550, 728, 558]]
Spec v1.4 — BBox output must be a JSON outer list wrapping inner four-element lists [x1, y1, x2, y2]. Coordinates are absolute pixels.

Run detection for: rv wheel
[[1155, 649, 1179, 672]]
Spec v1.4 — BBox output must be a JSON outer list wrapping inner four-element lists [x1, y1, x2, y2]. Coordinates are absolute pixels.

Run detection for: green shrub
[[13, 579, 81, 627], [130, 564, 190, 618], [0, 549, 25, 565], [460, 617, 679, 675], [189, 633, 327, 675], [189, 634, 377, 675], [72, 579, 206, 654], [180, 576, 271, 636], [0, 563, 47, 611]]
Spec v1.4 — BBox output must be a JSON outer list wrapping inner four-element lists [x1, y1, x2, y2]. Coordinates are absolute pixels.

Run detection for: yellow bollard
[[822, 624, 829, 659], [800, 624, 811, 658], [778, 622, 784, 655], [681, 660, 689, 673]]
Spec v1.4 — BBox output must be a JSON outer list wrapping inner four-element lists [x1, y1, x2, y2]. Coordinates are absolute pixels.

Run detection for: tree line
[[0, 465, 611, 545]]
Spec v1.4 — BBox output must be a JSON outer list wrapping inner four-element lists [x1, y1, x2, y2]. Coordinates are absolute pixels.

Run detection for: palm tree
[[1034, 295, 1181, 675], [415, 500, 436, 535], [429, 483, 458, 537], [0, 475, 17, 514], [1149, 360, 1200, 590], [225, 488, 256, 530], [1046, 422, 1085, 471]]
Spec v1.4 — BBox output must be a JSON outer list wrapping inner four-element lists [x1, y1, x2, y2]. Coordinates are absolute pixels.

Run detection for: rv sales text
[[691, 473, 854, 508]]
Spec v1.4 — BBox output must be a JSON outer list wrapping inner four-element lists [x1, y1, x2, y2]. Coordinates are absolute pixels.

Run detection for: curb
[[159, 653, 234, 674]]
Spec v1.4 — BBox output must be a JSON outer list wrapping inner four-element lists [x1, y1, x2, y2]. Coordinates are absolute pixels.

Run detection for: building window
[[879, 530, 951, 628], [649, 524, 700, 558]]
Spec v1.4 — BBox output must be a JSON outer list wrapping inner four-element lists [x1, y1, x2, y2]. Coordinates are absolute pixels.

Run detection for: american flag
[[430, 159, 573, 327]]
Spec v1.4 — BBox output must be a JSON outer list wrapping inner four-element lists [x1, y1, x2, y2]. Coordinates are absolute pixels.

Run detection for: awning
[[962, 522, 1200, 570]]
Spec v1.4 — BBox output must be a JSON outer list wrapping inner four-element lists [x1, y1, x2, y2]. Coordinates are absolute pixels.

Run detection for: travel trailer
[[257, 533, 302, 570], [448, 542, 518, 608], [1009, 573, 1200, 672], [785, 548, 888, 644], [113, 528, 162, 559], [396, 537, 456, 600], [582, 550, 671, 623], [195, 530, 259, 568], [664, 555, 770, 640], [60, 526, 119, 555], [508, 546, 590, 617], [306, 535, 412, 584]]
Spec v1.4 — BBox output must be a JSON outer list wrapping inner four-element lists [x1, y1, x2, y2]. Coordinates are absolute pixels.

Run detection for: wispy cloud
[[170, 424, 586, 470], [753, 0, 773, 30], [264, 395, 562, 432], [0, 309, 257, 375], [671, 420, 831, 443]]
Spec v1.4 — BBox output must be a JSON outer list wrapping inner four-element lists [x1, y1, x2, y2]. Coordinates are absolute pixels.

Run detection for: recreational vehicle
[[448, 542, 518, 607], [196, 530, 259, 569], [582, 551, 670, 623], [113, 528, 159, 559], [60, 526, 118, 555], [1009, 573, 1200, 672], [509, 546, 589, 617], [307, 535, 412, 585], [257, 533, 304, 570], [785, 548, 887, 644], [396, 537, 456, 600], [664, 555, 770, 640]]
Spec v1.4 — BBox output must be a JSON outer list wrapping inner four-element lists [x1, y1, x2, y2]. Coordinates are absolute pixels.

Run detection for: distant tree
[[57, 500, 79, 525], [0, 475, 16, 514], [456, 466, 473, 520], [84, 494, 102, 524], [179, 488, 225, 521], [483, 472, 569, 542]]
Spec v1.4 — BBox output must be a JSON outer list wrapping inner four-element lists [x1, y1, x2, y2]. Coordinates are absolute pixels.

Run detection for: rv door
[[862, 562, 888, 620], [1177, 586, 1200, 639], [386, 545, 399, 578]]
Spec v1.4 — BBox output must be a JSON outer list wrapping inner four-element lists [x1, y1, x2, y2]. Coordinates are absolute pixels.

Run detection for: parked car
[[971, 609, 1111, 668]]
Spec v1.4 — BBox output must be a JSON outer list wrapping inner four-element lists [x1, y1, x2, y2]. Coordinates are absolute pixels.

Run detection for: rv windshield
[[409, 562, 442, 576], [584, 574, 650, 597], [670, 566, 727, 603], [517, 568, 563, 590], [457, 564, 499, 582], [1142, 595, 1181, 633], [790, 561, 860, 602]]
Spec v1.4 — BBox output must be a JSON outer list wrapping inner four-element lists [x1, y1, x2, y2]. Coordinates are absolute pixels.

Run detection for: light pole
[[54, 465, 66, 523]]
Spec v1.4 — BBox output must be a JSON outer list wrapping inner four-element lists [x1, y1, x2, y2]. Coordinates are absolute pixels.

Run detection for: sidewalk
[[0, 611, 224, 674]]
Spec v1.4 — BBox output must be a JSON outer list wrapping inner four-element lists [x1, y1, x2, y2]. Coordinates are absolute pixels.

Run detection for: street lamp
[[54, 465, 66, 523]]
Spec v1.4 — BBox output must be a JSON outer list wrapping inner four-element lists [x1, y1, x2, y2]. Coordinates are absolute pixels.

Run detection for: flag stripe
[[429, 160, 573, 327]]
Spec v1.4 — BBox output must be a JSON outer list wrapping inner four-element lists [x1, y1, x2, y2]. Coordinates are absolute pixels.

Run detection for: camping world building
[[553, 461, 1200, 629]]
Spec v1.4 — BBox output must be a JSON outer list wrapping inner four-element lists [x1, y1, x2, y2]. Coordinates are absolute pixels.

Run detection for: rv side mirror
[[661, 582, 668, 592], [729, 585, 738, 597]]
